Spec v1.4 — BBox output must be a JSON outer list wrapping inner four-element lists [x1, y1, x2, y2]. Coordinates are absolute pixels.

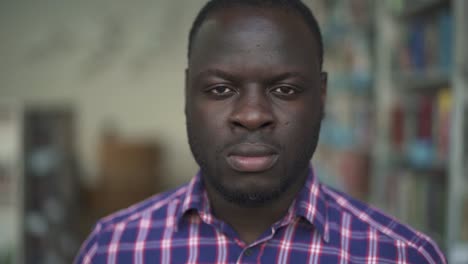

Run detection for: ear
[[185, 68, 189, 93], [319, 72, 328, 120], [320, 72, 328, 104], [184, 68, 189, 115]]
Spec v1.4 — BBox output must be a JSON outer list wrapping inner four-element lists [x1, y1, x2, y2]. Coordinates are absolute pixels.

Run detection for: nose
[[229, 88, 275, 131]]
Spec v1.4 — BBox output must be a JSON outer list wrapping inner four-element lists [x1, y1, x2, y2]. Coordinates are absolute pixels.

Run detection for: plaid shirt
[[75, 169, 446, 264]]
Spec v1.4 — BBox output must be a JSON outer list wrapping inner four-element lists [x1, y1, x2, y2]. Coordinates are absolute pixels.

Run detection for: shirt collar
[[176, 167, 329, 242], [176, 171, 212, 226], [293, 167, 330, 242]]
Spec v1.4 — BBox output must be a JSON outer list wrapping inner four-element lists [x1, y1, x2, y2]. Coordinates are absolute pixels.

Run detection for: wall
[[0, 0, 210, 187]]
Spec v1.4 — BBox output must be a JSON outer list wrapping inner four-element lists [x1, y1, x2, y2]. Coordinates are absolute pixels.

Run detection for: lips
[[225, 143, 279, 172]]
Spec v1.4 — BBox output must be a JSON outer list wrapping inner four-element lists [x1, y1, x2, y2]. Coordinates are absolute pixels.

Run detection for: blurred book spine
[[395, 8, 453, 75], [311, 0, 374, 199], [385, 169, 446, 245], [389, 88, 452, 168]]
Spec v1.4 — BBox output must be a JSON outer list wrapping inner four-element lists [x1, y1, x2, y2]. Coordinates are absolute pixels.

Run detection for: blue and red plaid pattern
[[75, 168, 446, 263]]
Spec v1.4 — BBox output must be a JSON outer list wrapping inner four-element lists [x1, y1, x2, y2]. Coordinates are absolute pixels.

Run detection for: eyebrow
[[266, 72, 308, 84], [193, 69, 309, 83], [193, 69, 239, 82]]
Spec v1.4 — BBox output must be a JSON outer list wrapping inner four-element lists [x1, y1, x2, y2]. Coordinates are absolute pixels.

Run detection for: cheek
[[298, 99, 323, 126], [191, 103, 230, 138], [277, 106, 321, 144], [278, 99, 321, 125]]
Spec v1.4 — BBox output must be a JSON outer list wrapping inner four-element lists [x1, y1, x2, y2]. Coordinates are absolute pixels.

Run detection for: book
[[395, 9, 453, 74]]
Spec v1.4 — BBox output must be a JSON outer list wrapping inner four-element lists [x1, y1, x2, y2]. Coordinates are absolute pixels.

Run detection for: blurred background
[[0, 0, 467, 263]]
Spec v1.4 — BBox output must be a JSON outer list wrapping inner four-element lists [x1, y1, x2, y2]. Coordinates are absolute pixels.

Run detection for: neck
[[205, 169, 308, 245]]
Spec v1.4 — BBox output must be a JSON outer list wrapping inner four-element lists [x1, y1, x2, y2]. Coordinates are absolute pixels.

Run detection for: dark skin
[[185, 7, 327, 245]]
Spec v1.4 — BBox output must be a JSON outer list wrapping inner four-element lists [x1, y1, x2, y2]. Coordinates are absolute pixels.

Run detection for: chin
[[205, 166, 293, 207]]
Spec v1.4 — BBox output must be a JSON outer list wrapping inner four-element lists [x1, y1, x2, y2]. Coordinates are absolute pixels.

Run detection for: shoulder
[[74, 184, 188, 263], [321, 185, 446, 264], [97, 184, 188, 229]]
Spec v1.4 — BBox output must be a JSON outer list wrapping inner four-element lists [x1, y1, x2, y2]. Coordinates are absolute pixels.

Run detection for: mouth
[[225, 143, 279, 173]]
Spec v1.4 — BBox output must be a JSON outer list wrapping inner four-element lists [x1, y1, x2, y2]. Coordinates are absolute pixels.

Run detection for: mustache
[[216, 133, 282, 154]]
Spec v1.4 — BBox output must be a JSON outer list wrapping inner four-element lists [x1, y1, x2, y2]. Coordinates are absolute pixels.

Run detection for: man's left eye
[[210, 85, 233, 94], [271, 85, 298, 95]]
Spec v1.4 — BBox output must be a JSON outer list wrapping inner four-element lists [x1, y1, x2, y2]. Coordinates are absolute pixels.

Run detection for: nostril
[[232, 120, 244, 128], [230, 115, 274, 131], [229, 97, 275, 131], [260, 120, 274, 129]]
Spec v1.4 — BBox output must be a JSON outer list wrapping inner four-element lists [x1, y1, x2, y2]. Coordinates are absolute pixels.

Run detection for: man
[[76, 0, 446, 263]]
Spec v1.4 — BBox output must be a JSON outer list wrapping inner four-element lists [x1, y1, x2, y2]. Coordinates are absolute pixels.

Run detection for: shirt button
[[244, 249, 253, 256]]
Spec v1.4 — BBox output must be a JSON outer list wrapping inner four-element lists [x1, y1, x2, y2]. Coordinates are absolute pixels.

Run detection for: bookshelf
[[371, 0, 468, 262], [22, 107, 81, 264], [307, 0, 375, 201]]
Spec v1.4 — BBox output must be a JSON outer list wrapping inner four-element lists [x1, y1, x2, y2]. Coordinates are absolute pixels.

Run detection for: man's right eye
[[207, 85, 235, 95]]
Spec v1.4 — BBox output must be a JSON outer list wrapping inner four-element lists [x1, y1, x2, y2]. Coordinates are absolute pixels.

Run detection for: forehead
[[189, 6, 320, 72]]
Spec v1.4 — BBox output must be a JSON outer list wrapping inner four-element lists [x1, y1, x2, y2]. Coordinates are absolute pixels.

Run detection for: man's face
[[185, 7, 326, 206]]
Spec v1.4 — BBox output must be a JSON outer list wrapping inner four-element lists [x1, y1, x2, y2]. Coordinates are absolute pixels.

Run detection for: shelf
[[394, 70, 451, 91], [394, 161, 447, 178], [376, 0, 465, 255], [388, 151, 448, 178], [397, 0, 450, 19]]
